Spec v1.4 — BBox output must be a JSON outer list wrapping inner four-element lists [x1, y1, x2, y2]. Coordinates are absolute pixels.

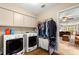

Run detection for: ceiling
[[16, 3, 57, 15]]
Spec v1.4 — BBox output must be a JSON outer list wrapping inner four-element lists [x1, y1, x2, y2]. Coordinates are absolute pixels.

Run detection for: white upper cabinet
[[0, 7, 37, 27], [23, 16, 37, 27], [14, 13, 23, 26], [0, 8, 13, 26], [30, 17, 37, 27]]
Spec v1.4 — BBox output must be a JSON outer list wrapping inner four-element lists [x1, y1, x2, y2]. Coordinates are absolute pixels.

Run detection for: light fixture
[[41, 4, 46, 8], [62, 17, 68, 22], [62, 16, 74, 22]]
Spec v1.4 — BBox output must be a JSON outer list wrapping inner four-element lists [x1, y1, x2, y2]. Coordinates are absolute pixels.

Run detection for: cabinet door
[[23, 16, 31, 27], [0, 8, 13, 26], [14, 13, 23, 26], [30, 17, 37, 27], [43, 39, 49, 50], [38, 38, 43, 47], [23, 16, 37, 27]]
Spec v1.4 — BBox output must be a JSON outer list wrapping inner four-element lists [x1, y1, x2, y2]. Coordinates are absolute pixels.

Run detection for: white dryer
[[23, 33, 37, 52]]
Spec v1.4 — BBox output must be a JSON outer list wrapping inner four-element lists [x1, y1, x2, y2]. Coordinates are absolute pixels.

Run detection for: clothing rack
[[37, 18, 50, 39], [38, 18, 56, 39], [37, 18, 57, 55]]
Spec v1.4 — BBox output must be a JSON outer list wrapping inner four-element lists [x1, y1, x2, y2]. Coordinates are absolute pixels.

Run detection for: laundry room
[[0, 3, 79, 55]]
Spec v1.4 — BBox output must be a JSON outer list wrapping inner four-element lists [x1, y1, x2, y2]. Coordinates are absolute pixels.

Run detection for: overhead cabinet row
[[0, 8, 37, 27]]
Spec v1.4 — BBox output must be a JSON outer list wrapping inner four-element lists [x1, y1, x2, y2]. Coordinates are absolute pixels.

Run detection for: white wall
[[37, 3, 79, 22]]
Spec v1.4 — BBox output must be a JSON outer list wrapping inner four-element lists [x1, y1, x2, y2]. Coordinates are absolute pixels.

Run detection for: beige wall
[[37, 3, 79, 22]]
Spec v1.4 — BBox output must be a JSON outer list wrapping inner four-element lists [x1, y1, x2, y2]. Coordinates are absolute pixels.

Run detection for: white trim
[[58, 4, 79, 13], [56, 10, 60, 53]]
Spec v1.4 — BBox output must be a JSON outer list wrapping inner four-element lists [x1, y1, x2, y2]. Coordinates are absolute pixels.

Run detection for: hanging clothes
[[38, 22, 48, 38], [38, 23, 42, 37], [45, 21, 49, 38], [41, 22, 45, 37], [43, 21, 47, 38], [48, 19, 57, 55], [37, 18, 57, 55]]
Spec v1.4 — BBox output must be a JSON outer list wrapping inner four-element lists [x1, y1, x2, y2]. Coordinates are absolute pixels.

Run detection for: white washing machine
[[3, 34, 24, 55], [23, 33, 37, 52]]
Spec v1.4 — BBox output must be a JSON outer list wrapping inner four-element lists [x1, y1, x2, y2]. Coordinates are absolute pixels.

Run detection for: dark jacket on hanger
[[38, 23, 42, 37], [48, 19, 57, 38], [48, 19, 57, 50]]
